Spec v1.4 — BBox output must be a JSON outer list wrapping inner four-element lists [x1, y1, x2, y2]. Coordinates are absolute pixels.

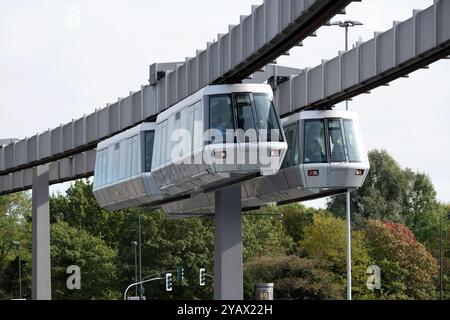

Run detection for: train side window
[[152, 125, 162, 168], [95, 149, 104, 187], [328, 120, 346, 163], [304, 120, 327, 164], [131, 135, 140, 175], [113, 143, 120, 181], [193, 101, 203, 151], [161, 121, 169, 164], [119, 140, 127, 180], [102, 148, 109, 185], [343, 119, 363, 162], [187, 106, 194, 154], [126, 138, 133, 177], [281, 124, 298, 168], [209, 95, 233, 143], [254, 93, 283, 142], [144, 131, 155, 172]]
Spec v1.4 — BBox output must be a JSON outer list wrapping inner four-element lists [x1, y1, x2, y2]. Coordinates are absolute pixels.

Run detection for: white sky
[[0, 0, 448, 207]]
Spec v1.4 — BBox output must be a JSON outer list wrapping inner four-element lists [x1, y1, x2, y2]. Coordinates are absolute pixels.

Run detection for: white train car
[[93, 122, 162, 211], [162, 109, 370, 215], [150, 83, 287, 196], [93, 84, 288, 210]]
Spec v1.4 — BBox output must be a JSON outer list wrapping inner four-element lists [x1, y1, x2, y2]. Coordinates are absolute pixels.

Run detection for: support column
[[32, 165, 51, 300], [214, 184, 243, 300]]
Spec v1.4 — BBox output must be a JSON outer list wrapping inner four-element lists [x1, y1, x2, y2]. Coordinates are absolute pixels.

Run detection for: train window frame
[[161, 120, 169, 165], [253, 93, 284, 142], [327, 118, 347, 163], [193, 100, 203, 153], [303, 119, 328, 164], [233, 92, 258, 141], [119, 140, 127, 180], [144, 131, 155, 172], [101, 148, 109, 185], [95, 148, 108, 187], [112, 142, 120, 182], [125, 137, 133, 177], [208, 94, 235, 144], [342, 119, 363, 163], [281, 123, 298, 169]]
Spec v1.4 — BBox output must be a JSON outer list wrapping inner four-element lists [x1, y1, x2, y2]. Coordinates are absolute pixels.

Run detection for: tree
[[327, 150, 441, 244], [299, 212, 373, 299], [279, 204, 313, 244], [364, 220, 438, 299], [402, 171, 441, 245], [50, 180, 129, 248], [51, 220, 119, 300], [0, 192, 31, 299], [116, 210, 214, 300], [243, 207, 294, 261]]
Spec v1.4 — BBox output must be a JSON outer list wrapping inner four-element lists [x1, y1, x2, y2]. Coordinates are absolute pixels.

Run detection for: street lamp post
[[131, 241, 138, 297], [328, 20, 363, 111], [327, 19, 363, 301], [12, 241, 22, 300]]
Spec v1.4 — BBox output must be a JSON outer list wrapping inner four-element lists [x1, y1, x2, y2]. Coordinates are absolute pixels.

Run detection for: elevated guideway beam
[[2, 1, 450, 195], [0, 0, 352, 177], [274, 0, 450, 114], [0, 65, 304, 196], [0, 150, 96, 196]]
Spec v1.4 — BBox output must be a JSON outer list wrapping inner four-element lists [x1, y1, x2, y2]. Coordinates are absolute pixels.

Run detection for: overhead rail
[[0, 65, 304, 196], [3, 1, 450, 196], [274, 0, 450, 115], [0, 150, 95, 196], [0, 0, 352, 177]]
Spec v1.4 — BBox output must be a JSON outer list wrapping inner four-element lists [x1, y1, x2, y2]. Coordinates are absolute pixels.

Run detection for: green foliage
[[243, 207, 294, 261], [364, 220, 438, 299], [299, 212, 373, 299], [0, 192, 31, 299], [279, 204, 313, 243], [51, 221, 120, 300], [244, 254, 344, 300], [327, 150, 441, 245], [116, 210, 214, 300], [0, 149, 447, 300], [50, 180, 127, 248]]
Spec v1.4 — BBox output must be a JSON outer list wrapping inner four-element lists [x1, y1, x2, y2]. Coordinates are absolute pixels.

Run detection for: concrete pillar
[[214, 184, 243, 300], [32, 165, 51, 300]]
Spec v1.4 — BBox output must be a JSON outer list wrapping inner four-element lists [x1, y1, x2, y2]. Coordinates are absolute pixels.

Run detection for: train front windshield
[[303, 118, 365, 164], [209, 93, 283, 142]]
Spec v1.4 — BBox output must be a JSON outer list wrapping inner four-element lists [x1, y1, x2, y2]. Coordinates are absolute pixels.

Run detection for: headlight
[[308, 170, 320, 177], [214, 151, 227, 159], [270, 149, 281, 157]]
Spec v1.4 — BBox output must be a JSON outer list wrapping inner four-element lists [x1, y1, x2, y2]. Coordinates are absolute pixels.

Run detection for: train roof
[[282, 109, 361, 126], [156, 83, 273, 123], [97, 122, 156, 150]]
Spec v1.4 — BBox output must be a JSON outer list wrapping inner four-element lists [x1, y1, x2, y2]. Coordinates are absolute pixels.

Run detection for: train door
[[234, 93, 258, 169], [302, 119, 329, 189], [326, 119, 348, 187]]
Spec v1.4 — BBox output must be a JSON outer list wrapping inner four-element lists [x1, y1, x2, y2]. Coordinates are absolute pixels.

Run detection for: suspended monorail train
[[93, 84, 288, 210], [161, 109, 370, 215]]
